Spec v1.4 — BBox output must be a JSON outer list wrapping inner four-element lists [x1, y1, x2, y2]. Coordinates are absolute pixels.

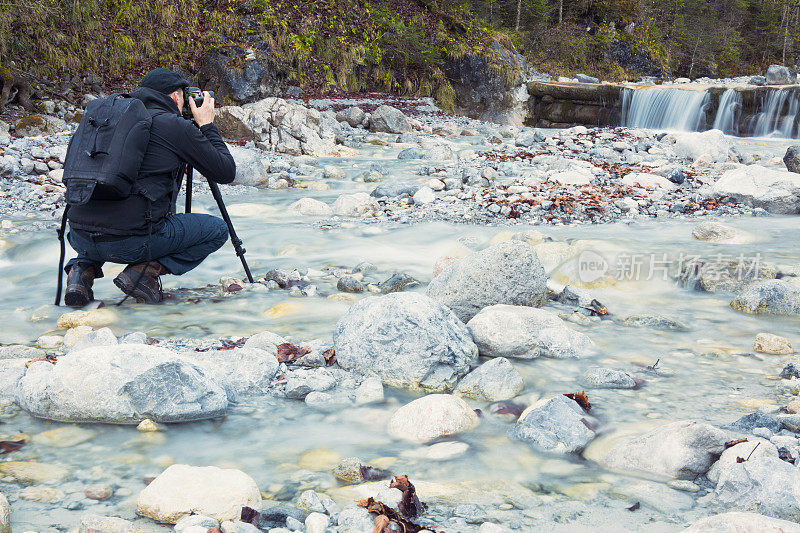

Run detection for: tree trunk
[[558, 0, 563, 24], [516, 0, 522, 31]]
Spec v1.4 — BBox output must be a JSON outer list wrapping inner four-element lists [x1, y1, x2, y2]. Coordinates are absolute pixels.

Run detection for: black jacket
[[67, 87, 236, 235]]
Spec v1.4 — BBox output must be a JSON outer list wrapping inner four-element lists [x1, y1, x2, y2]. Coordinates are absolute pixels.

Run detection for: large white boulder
[[288, 198, 333, 216], [466, 304, 595, 359], [16, 345, 228, 424], [712, 165, 800, 214], [227, 145, 268, 187], [670, 129, 731, 162], [426, 241, 547, 322], [508, 395, 595, 453], [387, 394, 479, 443], [136, 464, 261, 524], [333, 292, 477, 392], [603, 420, 728, 479], [453, 357, 523, 401], [369, 105, 413, 134], [686, 512, 800, 533], [332, 193, 378, 216]]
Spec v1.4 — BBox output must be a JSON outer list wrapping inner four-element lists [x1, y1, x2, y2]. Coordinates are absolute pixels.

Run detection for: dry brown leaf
[[276, 343, 312, 363], [564, 391, 591, 411]]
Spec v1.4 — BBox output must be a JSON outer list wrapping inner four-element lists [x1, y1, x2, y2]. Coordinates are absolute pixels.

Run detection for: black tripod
[[185, 165, 254, 283]]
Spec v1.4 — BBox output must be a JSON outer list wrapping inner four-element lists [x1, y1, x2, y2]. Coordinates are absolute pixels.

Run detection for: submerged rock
[[603, 420, 728, 479], [453, 357, 524, 401], [692, 221, 754, 244], [621, 314, 688, 330], [16, 344, 228, 424], [508, 395, 595, 454], [754, 333, 794, 355], [466, 304, 595, 359], [387, 394, 479, 443], [730, 280, 800, 315], [582, 367, 636, 389], [426, 241, 547, 322], [677, 257, 777, 293], [137, 464, 261, 524], [333, 292, 477, 392]]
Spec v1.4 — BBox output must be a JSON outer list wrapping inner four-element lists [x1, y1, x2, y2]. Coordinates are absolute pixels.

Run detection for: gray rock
[[731, 280, 800, 315], [397, 147, 421, 160], [118, 332, 147, 344], [284, 368, 337, 399], [621, 314, 688, 330], [426, 241, 547, 322], [335, 107, 365, 128], [604, 420, 728, 479], [175, 514, 219, 532], [370, 182, 419, 198], [715, 454, 800, 520], [337, 506, 375, 533], [16, 344, 228, 424], [692, 221, 754, 244], [508, 395, 595, 453], [78, 514, 139, 533], [766, 64, 797, 85], [369, 105, 413, 134], [749, 76, 768, 86], [379, 272, 420, 293], [707, 439, 777, 484], [515, 129, 545, 148], [333, 292, 477, 392], [726, 412, 783, 434], [558, 284, 594, 307], [69, 327, 117, 352], [337, 276, 365, 293], [14, 114, 68, 136], [677, 257, 776, 293], [785, 145, 800, 173], [466, 304, 595, 359], [582, 367, 636, 389], [454, 357, 524, 401], [666, 168, 686, 184], [0, 345, 46, 360], [189, 347, 279, 397], [575, 74, 600, 84], [226, 145, 268, 187]]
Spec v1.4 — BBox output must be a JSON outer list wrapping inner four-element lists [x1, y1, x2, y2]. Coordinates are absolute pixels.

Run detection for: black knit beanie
[[139, 68, 189, 94]]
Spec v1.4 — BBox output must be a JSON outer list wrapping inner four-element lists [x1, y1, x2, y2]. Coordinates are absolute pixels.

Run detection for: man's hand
[[189, 91, 215, 127]]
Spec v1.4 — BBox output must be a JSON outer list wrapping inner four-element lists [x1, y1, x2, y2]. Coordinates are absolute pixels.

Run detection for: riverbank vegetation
[[1, 0, 799, 102]]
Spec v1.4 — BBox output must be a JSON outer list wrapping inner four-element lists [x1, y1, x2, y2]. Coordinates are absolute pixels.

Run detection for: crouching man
[[64, 68, 236, 306]]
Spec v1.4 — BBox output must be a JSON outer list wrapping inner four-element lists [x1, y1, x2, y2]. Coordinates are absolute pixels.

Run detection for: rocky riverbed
[[0, 94, 800, 532]]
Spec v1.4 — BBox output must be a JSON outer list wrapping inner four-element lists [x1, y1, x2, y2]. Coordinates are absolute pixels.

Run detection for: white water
[[621, 87, 709, 131], [712, 88, 741, 134], [750, 89, 800, 138]]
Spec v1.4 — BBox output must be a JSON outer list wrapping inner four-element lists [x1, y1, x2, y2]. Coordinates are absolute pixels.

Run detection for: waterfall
[[621, 88, 710, 131], [750, 89, 800, 138], [712, 89, 742, 135]]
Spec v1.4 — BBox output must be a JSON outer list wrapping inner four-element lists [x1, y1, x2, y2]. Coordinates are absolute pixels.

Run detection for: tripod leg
[[185, 166, 193, 214], [207, 179, 255, 283]]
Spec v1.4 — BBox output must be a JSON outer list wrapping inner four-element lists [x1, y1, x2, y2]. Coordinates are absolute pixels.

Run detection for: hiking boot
[[64, 264, 96, 308], [113, 262, 168, 304]]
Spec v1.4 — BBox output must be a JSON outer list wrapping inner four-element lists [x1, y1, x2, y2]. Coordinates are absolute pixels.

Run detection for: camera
[[182, 87, 215, 119]]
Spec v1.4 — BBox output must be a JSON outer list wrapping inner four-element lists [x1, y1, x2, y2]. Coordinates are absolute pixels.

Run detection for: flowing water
[[621, 88, 710, 131], [2, 133, 800, 531], [749, 88, 800, 138], [711, 89, 741, 135]]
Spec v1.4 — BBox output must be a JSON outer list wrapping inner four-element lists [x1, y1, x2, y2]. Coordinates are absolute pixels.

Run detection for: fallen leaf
[[323, 347, 336, 366], [0, 439, 25, 454], [627, 502, 640, 511], [564, 391, 591, 411], [241, 506, 260, 526], [390, 474, 426, 518], [374, 514, 390, 533], [276, 343, 312, 363], [357, 497, 430, 533]]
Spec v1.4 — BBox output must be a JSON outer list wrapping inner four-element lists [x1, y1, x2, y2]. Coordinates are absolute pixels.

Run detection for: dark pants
[[66, 213, 229, 278]]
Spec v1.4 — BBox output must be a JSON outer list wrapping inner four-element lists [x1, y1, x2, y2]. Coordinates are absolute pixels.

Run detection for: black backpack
[[55, 93, 153, 305]]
